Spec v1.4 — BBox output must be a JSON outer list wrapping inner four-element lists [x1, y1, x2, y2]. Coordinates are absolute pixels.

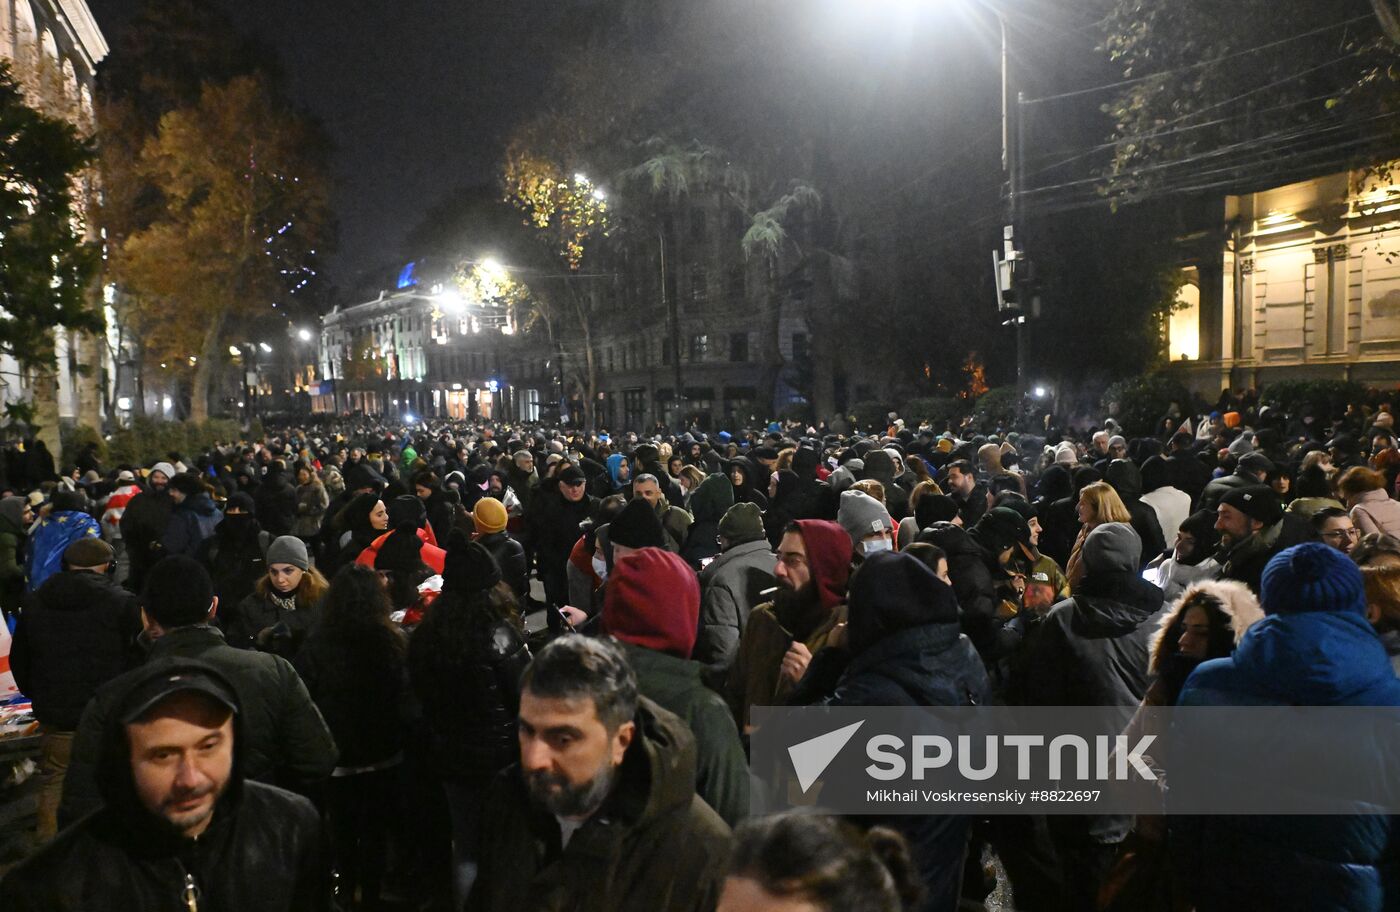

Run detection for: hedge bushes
[[899, 397, 965, 432], [848, 400, 895, 432], [1259, 379, 1367, 421], [105, 417, 243, 469], [1101, 375, 1191, 437]]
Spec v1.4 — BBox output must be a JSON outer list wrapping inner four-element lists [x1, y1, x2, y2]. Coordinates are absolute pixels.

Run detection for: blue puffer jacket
[[1173, 605, 1400, 911]]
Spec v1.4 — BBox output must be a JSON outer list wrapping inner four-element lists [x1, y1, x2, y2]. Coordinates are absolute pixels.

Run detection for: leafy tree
[[0, 61, 100, 441], [1095, 0, 1396, 203], [117, 74, 332, 422]]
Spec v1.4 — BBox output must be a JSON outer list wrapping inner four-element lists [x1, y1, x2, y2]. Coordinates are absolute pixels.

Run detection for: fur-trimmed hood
[[1149, 578, 1263, 674]]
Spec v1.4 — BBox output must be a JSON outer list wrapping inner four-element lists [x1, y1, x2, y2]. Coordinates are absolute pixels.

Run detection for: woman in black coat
[[408, 536, 530, 907], [294, 565, 407, 910]]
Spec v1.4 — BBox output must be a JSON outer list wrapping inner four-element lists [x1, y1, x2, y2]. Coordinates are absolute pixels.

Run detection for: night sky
[[85, 0, 564, 289]]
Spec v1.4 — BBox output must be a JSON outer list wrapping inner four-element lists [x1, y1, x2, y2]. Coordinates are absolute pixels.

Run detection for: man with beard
[[1214, 485, 1290, 595], [118, 461, 175, 593], [468, 635, 731, 912], [0, 660, 329, 910], [725, 519, 853, 732]]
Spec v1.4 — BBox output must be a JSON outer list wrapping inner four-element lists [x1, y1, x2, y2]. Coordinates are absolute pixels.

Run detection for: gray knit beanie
[[838, 490, 893, 545], [265, 535, 310, 571]]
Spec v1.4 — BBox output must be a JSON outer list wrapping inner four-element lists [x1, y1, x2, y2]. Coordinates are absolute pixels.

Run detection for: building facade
[[1167, 168, 1400, 397], [0, 0, 108, 436]]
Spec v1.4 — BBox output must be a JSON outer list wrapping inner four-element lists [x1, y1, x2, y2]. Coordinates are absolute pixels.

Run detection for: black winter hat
[[916, 494, 961, 529], [970, 506, 1030, 552], [1220, 484, 1282, 526], [143, 556, 214, 628], [225, 491, 255, 514], [608, 497, 667, 550], [847, 550, 959, 654], [388, 494, 427, 531], [375, 526, 425, 573], [442, 529, 502, 594]]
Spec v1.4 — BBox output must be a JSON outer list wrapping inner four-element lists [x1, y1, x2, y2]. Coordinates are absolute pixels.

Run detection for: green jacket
[[654, 498, 693, 555], [468, 698, 732, 912], [621, 643, 748, 826]]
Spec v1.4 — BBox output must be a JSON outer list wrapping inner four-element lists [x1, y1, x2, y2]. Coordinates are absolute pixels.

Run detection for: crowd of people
[[1, 393, 1400, 910]]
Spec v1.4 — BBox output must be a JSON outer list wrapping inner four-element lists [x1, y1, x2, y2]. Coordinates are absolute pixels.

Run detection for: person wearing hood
[[10, 538, 141, 842], [786, 447, 832, 521], [861, 449, 909, 521], [725, 519, 852, 730], [595, 452, 632, 499], [254, 461, 298, 537], [1172, 544, 1400, 912], [322, 492, 389, 578], [0, 494, 31, 621], [0, 659, 329, 911], [59, 556, 336, 830], [198, 492, 272, 611], [1102, 459, 1166, 570], [26, 489, 102, 593], [680, 472, 735, 570], [161, 473, 223, 559], [467, 635, 732, 912], [1009, 521, 1166, 910], [1146, 508, 1222, 604], [727, 456, 769, 510], [789, 550, 991, 912], [697, 502, 777, 674], [224, 537, 328, 656], [603, 548, 748, 827]]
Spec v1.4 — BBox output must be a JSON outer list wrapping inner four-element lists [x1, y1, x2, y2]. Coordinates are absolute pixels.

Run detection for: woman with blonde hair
[[1066, 481, 1133, 591], [1339, 466, 1400, 537], [224, 535, 330, 656]]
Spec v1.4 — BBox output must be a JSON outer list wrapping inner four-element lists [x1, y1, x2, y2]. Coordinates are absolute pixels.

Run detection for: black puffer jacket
[[408, 591, 530, 783], [294, 626, 408, 770], [254, 471, 298, 537], [918, 522, 1003, 659], [476, 530, 529, 599], [10, 570, 142, 730], [2, 657, 329, 912]]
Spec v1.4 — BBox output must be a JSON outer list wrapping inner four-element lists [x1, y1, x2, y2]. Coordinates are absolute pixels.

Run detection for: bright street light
[[591, 188, 606, 201], [1033, 385, 1047, 399], [258, 342, 273, 354], [228, 345, 242, 357], [297, 328, 312, 342]]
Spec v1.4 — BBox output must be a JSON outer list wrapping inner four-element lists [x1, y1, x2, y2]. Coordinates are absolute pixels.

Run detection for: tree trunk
[[1372, 0, 1400, 46], [76, 328, 103, 430], [758, 258, 785, 417], [189, 308, 227, 424], [32, 353, 61, 457]]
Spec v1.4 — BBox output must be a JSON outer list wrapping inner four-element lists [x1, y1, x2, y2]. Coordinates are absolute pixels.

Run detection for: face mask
[[591, 555, 608, 581], [864, 537, 893, 556]]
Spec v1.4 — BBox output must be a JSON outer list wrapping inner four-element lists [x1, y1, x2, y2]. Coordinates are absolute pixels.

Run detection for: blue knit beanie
[[1260, 542, 1365, 616]]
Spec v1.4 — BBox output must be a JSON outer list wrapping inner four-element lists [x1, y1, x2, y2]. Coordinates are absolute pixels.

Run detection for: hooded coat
[[918, 522, 1004, 660], [466, 698, 732, 912], [1104, 459, 1167, 567], [679, 472, 734, 570], [790, 550, 991, 912], [861, 450, 910, 521], [726, 456, 769, 510], [59, 625, 337, 829], [724, 519, 851, 729], [1172, 561, 1400, 911], [161, 491, 223, 558], [0, 658, 329, 912]]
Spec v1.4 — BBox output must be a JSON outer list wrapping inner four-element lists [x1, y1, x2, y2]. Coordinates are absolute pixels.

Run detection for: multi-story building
[[0, 0, 108, 437], [1167, 167, 1400, 396], [318, 190, 821, 430]]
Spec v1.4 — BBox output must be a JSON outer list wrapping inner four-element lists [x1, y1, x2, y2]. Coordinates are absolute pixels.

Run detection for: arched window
[[40, 28, 56, 62], [13, 0, 35, 58], [61, 58, 76, 101]]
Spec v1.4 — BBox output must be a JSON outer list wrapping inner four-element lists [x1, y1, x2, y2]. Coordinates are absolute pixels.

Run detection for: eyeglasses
[[1322, 528, 1360, 540]]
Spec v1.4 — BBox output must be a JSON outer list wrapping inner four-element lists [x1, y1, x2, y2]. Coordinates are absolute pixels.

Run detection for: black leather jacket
[[408, 595, 530, 782]]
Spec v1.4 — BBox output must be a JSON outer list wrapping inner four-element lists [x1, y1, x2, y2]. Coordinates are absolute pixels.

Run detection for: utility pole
[[991, 9, 1033, 397]]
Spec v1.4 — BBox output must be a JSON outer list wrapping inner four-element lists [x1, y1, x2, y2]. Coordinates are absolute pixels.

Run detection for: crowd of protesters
[[1, 389, 1400, 910]]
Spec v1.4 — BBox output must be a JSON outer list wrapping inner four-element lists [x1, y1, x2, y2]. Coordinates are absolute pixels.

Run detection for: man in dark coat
[[920, 507, 1027, 664], [1009, 521, 1166, 911], [1165, 431, 1213, 508], [1103, 458, 1166, 569], [792, 550, 991, 912], [603, 549, 748, 826], [118, 461, 174, 593], [10, 538, 141, 842], [468, 635, 732, 912], [59, 556, 337, 828], [254, 462, 298, 537], [1199, 451, 1272, 512], [0, 659, 329, 911], [696, 502, 775, 672], [527, 463, 598, 617], [1214, 485, 1291, 595]]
